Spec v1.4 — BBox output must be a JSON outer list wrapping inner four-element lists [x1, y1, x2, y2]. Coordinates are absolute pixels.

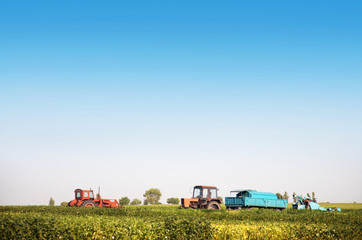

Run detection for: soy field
[[1, 204, 361, 239]]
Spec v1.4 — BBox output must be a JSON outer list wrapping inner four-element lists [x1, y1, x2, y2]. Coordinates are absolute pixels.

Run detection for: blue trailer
[[225, 190, 287, 210]]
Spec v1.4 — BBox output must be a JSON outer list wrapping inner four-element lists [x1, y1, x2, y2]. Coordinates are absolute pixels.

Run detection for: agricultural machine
[[181, 185, 222, 210], [225, 190, 287, 210], [67, 188, 119, 208], [292, 195, 341, 212]]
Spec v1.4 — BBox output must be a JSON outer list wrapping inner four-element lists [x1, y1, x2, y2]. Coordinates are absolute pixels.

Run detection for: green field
[[1, 204, 361, 239]]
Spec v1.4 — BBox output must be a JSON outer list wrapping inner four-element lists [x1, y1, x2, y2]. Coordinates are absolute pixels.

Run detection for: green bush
[[167, 197, 180, 204], [165, 215, 213, 239]]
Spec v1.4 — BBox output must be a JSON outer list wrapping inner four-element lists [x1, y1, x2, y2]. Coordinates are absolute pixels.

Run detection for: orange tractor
[[181, 185, 222, 210], [67, 188, 119, 208]]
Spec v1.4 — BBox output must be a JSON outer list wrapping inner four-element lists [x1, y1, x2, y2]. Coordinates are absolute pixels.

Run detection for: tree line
[[119, 188, 180, 206], [275, 191, 318, 203]]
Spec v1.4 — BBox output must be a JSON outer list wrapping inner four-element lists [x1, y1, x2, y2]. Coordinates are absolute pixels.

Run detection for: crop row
[[1, 205, 359, 225], [1, 206, 361, 239]]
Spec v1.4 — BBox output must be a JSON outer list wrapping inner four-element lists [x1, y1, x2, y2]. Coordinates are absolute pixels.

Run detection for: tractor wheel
[[67, 201, 72, 207], [81, 200, 96, 207], [207, 201, 221, 210]]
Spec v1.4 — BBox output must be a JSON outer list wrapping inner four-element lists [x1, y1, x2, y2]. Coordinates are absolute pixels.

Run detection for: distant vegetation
[[143, 188, 162, 205], [48, 198, 55, 206], [130, 198, 142, 205], [119, 197, 130, 206], [276, 191, 289, 201], [166, 197, 180, 204]]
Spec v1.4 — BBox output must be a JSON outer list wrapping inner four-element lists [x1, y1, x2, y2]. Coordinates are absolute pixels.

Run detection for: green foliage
[[283, 191, 289, 202], [130, 199, 141, 205], [48, 198, 55, 206], [119, 197, 130, 206], [143, 188, 161, 205], [167, 197, 180, 204], [60, 202, 68, 207], [0, 205, 361, 239], [165, 215, 213, 239]]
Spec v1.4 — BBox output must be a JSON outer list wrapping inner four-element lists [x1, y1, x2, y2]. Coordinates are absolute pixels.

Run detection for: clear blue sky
[[1, 1, 361, 205]]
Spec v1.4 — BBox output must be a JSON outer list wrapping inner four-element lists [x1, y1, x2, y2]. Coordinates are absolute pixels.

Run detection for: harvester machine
[[292, 195, 341, 212]]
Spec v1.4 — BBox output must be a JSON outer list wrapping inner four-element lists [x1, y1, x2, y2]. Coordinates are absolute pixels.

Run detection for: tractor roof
[[75, 189, 93, 192], [195, 185, 217, 189], [230, 189, 254, 192]]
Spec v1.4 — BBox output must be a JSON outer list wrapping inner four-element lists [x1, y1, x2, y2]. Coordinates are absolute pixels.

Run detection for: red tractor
[[67, 188, 119, 208], [181, 185, 222, 210]]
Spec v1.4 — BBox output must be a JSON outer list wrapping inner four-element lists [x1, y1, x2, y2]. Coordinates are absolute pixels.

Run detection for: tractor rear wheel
[[207, 201, 221, 210], [81, 200, 96, 207]]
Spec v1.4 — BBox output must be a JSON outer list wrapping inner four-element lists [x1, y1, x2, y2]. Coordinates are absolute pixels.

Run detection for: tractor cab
[[75, 189, 94, 200], [193, 186, 218, 199]]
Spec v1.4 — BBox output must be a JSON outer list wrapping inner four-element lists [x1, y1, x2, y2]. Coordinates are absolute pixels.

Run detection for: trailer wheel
[[81, 200, 96, 207], [207, 201, 221, 210]]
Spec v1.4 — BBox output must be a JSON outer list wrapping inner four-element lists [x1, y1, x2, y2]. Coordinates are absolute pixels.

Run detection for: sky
[[0, 1, 361, 205]]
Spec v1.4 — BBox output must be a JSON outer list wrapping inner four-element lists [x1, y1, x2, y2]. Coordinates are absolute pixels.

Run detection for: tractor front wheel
[[81, 200, 96, 207], [207, 201, 221, 210]]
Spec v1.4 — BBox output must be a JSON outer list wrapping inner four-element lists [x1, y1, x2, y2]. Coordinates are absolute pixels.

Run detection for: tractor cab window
[[237, 191, 249, 197], [210, 188, 217, 198], [76, 192, 81, 199], [202, 189, 209, 198], [84, 192, 89, 198], [193, 188, 201, 198], [89, 192, 94, 199]]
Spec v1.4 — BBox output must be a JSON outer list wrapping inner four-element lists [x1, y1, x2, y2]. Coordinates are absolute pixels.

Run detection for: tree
[[49, 198, 55, 206], [119, 197, 131, 206], [167, 198, 180, 204], [312, 192, 316, 202], [293, 192, 297, 202], [143, 188, 162, 205], [283, 191, 289, 202], [130, 199, 142, 205], [276, 193, 283, 199]]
